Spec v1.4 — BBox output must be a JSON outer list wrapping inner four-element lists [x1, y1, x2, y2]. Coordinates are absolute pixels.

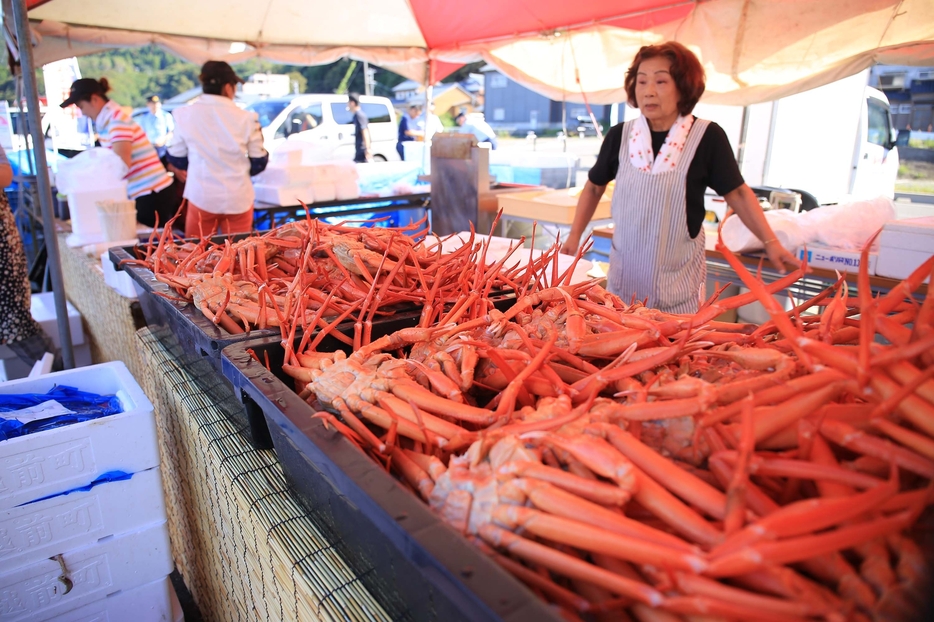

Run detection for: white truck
[[638, 69, 899, 219]]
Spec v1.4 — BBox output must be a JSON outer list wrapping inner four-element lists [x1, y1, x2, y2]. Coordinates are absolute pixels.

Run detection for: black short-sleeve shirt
[[353, 110, 369, 152], [588, 118, 744, 238]]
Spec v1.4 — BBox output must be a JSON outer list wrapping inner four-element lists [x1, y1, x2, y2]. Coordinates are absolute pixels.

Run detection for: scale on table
[[768, 189, 802, 213]]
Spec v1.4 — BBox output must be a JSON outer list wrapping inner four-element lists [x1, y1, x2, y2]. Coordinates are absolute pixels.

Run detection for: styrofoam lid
[[882, 216, 934, 235]]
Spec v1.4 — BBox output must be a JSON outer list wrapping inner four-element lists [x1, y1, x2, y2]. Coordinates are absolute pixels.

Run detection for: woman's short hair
[[624, 42, 706, 116]]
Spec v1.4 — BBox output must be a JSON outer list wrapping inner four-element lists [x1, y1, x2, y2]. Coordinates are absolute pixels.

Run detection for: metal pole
[[11, 0, 75, 368]]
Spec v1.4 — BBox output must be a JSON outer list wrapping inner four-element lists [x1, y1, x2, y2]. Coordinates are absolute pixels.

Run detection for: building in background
[[480, 65, 611, 134], [391, 81, 477, 118], [870, 65, 934, 131]]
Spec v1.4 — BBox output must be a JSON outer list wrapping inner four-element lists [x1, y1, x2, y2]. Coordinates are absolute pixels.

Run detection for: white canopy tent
[[13, 0, 934, 106]]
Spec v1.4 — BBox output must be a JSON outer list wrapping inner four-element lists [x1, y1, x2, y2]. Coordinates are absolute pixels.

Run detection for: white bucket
[[96, 199, 138, 242]]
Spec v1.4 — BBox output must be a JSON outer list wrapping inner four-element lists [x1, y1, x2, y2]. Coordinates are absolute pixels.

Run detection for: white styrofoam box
[[257, 165, 316, 187], [270, 146, 303, 166], [100, 252, 141, 299], [334, 178, 360, 201], [796, 244, 877, 276], [876, 247, 933, 282], [0, 362, 158, 510], [328, 160, 360, 180], [0, 521, 173, 622], [879, 216, 934, 253], [253, 183, 315, 206], [876, 217, 934, 282], [31, 292, 85, 349], [66, 184, 129, 246], [0, 467, 166, 569], [312, 181, 336, 203], [310, 163, 336, 184], [46, 575, 176, 622]]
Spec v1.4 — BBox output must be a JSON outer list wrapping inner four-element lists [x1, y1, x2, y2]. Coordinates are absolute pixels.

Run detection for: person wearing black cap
[[138, 95, 174, 160], [166, 61, 269, 238], [60, 78, 178, 228]]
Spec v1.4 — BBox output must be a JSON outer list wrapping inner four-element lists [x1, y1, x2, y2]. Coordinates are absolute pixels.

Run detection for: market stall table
[[135, 326, 391, 622], [592, 225, 929, 300], [254, 192, 430, 230], [497, 188, 612, 249], [57, 229, 147, 376]]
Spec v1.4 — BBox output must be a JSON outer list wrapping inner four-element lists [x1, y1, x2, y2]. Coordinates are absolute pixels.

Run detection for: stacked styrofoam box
[[0, 294, 91, 382], [253, 151, 360, 206], [876, 217, 934, 282], [0, 362, 176, 621]]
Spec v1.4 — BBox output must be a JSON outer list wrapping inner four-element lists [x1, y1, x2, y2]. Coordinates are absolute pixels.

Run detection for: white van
[[246, 94, 400, 161]]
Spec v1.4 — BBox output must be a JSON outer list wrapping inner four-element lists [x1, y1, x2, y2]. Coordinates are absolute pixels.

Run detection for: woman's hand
[[763, 238, 801, 274], [560, 233, 581, 256]]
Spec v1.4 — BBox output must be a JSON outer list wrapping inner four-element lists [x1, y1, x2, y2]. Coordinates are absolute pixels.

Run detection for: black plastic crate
[[108, 238, 280, 360], [219, 308, 558, 621]]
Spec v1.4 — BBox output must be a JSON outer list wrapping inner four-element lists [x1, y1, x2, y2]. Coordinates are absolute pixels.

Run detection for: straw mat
[[57, 232, 146, 378], [136, 326, 390, 622]]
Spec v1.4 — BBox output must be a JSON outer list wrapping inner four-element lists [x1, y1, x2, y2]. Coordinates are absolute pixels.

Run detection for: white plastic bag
[[720, 209, 805, 253], [55, 147, 128, 194], [797, 196, 895, 251]]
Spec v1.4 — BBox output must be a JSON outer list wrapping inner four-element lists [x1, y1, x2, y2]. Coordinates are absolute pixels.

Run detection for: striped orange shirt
[[95, 100, 172, 199]]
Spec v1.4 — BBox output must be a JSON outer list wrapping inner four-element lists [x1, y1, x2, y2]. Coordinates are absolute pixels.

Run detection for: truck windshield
[[866, 98, 892, 147], [247, 101, 289, 128]]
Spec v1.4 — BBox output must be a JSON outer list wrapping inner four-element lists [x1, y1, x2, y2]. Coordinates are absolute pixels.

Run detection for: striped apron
[[608, 118, 710, 314]]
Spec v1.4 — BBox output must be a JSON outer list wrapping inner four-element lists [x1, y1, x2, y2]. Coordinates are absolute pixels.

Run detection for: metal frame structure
[[8, 0, 74, 367]]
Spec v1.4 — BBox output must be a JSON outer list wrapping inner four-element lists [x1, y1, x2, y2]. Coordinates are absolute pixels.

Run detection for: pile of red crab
[[277, 236, 934, 622], [127, 213, 567, 349]]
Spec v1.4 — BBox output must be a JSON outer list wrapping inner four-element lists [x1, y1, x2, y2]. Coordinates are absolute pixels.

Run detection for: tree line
[[0, 45, 425, 108]]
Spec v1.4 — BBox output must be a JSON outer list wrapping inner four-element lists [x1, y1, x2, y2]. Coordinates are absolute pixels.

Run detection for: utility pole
[[363, 61, 375, 96]]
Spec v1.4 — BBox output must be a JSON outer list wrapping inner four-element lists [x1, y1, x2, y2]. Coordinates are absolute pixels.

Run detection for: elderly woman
[[561, 42, 798, 313]]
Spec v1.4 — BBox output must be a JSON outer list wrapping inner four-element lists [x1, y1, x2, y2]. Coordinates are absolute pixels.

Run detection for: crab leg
[[706, 510, 913, 577], [599, 425, 727, 520], [491, 505, 707, 572], [478, 524, 664, 606]]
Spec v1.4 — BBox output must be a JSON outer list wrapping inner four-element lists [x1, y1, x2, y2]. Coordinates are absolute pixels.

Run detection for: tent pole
[[11, 0, 75, 369]]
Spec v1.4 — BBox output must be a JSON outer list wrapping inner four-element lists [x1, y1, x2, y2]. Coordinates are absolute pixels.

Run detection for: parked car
[[246, 94, 400, 161], [575, 116, 603, 137]]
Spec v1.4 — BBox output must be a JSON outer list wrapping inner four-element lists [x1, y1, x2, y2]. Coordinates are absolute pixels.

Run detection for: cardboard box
[[796, 244, 877, 275], [498, 189, 611, 225]]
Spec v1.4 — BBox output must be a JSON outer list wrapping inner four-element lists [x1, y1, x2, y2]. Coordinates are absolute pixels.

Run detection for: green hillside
[[0, 45, 407, 108]]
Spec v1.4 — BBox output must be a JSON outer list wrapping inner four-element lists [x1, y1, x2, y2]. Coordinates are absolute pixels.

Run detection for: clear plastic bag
[[797, 196, 895, 251], [55, 147, 129, 194], [720, 209, 805, 253]]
